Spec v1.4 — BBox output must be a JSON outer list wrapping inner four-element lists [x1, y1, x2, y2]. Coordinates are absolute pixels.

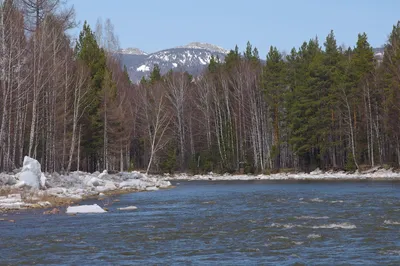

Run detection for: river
[[1, 180, 400, 265]]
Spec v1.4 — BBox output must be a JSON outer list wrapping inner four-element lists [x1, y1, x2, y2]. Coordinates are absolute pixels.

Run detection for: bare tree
[[138, 82, 172, 174]]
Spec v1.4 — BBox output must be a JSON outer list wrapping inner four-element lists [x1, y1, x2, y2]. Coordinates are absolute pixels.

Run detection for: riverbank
[[162, 167, 400, 181], [2, 163, 400, 213], [0, 170, 171, 212]]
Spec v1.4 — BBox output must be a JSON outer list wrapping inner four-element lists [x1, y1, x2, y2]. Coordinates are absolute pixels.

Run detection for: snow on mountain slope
[[119, 43, 385, 83], [119, 42, 227, 83]]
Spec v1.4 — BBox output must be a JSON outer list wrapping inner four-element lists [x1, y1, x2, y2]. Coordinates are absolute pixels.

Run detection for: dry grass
[[23, 194, 78, 207], [0, 187, 21, 196]]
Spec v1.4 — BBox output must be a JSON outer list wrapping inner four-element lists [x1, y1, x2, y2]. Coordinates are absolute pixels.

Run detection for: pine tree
[[263, 46, 286, 169], [75, 21, 107, 171], [150, 64, 161, 83], [351, 33, 375, 167], [287, 38, 324, 171], [320, 30, 342, 169], [382, 22, 400, 166]]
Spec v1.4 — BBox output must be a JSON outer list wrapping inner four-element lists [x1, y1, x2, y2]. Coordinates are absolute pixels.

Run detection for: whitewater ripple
[[311, 222, 356, 229], [384, 220, 400, 225]]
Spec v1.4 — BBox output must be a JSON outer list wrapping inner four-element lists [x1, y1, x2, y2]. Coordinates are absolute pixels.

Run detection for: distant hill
[[118, 43, 386, 83], [118, 42, 228, 83]]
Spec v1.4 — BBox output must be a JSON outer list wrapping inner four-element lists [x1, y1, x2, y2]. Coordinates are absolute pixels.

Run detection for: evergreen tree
[[75, 21, 107, 171], [263, 46, 286, 169], [351, 33, 375, 166], [382, 22, 400, 166], [150, 64, 161, 83], [287, 38, 324, 171], [319, 30, 342, 169], [208, 55, 219, 73], [244, 41, 253, 59]]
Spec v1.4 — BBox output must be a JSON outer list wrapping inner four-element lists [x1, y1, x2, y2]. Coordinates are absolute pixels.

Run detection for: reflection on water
[[1, 180, 400, 265]]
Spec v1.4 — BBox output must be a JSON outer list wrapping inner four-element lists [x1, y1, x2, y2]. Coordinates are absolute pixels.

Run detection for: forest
[[2, 0, 400, 174]]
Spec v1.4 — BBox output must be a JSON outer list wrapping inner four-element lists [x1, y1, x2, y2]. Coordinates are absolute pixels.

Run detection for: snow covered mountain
[[119, 42, 228, 83], [119, 43, 385, 83], [119, 47, 147, 56]]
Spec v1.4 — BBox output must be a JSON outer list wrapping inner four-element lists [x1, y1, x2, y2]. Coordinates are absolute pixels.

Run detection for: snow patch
[[137, 65, 150, 72], [199, 57, 207, 65]]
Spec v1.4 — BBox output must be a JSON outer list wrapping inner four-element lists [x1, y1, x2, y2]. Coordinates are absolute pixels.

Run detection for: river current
[[1, 180, 399, 265]]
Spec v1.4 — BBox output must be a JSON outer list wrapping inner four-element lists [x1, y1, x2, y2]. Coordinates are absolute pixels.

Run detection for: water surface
[[1, 181, 400, 265]]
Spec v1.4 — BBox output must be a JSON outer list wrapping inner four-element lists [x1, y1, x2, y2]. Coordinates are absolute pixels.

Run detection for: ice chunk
[[86, 177, 103, 187], [146, 186, 159, 191], [14, 181, 27, 188], [104, 181, 117, 190], [18, 171, 39, 189], [40, 173, 46, 188], [66, 204, 107, 214], [98, 170, 108, 179], [118, 206, 137, 211], [17, 156, 43, 189]]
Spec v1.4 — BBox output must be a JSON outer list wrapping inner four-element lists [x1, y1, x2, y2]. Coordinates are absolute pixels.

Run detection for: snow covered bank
[[162, 167, 400, 181], [0, 158, 172, 212]]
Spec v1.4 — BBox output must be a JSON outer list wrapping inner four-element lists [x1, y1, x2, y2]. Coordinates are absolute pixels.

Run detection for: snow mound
[[66, 204, 106, 214]]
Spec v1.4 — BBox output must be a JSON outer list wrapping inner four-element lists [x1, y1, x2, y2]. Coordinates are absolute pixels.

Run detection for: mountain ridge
[[119, 42, 227, 83], [119, 43, 385, 83]]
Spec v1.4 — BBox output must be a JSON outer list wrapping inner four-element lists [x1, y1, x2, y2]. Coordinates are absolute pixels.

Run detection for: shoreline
[[0, 170, 172, 213], [162, 167, 400, 181], [2, 166, 400, 214]]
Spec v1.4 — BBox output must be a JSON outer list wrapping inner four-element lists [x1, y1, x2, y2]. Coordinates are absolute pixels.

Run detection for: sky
[[68, 0, 399, 57]]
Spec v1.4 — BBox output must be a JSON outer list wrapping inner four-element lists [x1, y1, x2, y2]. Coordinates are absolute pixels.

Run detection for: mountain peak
[[119, 47, 147, 55], [177, 42, 229, 54]]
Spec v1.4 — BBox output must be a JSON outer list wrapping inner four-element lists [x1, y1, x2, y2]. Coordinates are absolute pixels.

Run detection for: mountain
[[119, 42, 228, 83], [119, 48, 147, 56], [119, 43, 385, 83]]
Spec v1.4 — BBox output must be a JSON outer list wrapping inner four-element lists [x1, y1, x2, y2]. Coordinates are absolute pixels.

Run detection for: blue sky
[[68, 0, 399, 57]]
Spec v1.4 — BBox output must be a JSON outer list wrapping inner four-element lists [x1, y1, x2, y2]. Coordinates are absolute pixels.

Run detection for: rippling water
[[1, 181, 400, 265]]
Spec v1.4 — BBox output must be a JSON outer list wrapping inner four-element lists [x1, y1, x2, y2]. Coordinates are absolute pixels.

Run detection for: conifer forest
[[2, 0, 400, 174]]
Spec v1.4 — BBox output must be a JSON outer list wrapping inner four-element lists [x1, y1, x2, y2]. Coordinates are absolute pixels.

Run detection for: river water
[[1, 181, 400, 265]]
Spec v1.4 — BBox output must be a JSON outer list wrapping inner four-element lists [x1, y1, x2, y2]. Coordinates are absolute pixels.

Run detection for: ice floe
[[118, 206, 138, 211], [66, 204, 107, 214]]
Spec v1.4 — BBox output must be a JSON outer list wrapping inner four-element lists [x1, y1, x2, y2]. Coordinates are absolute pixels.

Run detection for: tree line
[[2, 0, 400, 174]]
